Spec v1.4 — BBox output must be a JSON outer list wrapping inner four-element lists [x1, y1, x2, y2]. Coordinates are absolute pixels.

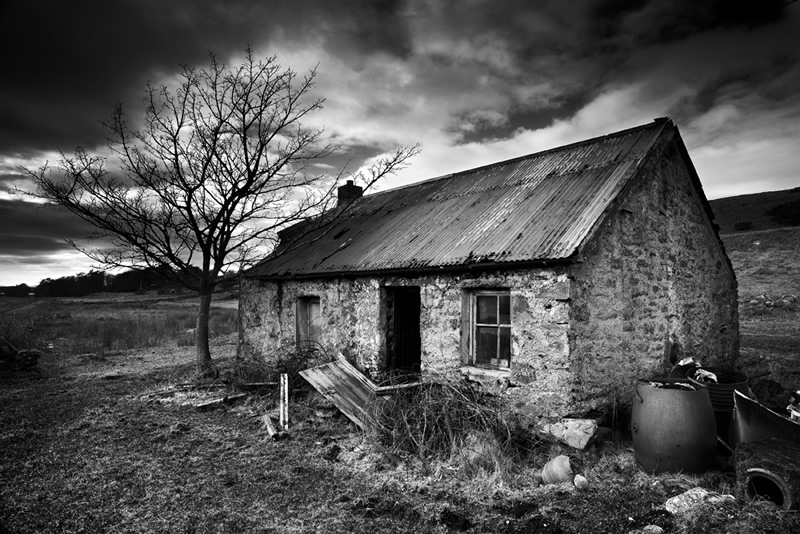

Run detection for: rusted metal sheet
[[254, 119, 672, 277], [732, 390, 800, 447], [299, 357, 378, 430]]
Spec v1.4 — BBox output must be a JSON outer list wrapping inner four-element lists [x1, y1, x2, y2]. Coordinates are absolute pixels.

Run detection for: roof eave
[[248, 256, 578, 281]]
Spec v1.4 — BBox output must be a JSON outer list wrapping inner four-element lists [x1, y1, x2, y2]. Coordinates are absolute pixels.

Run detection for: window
[[470, 290, 511, 369], [296, 296, 321, 346]]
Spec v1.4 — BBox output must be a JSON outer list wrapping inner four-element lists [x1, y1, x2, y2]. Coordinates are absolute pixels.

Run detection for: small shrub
[[272, 342, 333, 392], [228, 342, 334, 392], [225, 358, 275, 388], [371, 378, 538, 473], [0, 311, 47, 351]]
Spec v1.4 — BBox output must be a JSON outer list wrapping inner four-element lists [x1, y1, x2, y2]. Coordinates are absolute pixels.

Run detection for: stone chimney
[[337, 180, 363, 206]]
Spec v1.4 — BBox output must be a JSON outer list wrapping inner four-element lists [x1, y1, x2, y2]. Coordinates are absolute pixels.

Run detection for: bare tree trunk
[[196, 289, 216, 377]]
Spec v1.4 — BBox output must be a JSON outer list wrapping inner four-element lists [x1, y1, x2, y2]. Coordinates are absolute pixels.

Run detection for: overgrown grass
[[0, 300, 239, 355]]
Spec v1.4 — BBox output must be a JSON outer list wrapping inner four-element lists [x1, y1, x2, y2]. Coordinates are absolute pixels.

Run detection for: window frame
[[467, 289, 512, 370], [296, 295, 322, 347]]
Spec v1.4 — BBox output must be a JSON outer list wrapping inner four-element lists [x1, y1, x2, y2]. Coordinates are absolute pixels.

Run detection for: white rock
[[542, 418, 599, 449], [665, 487, 735, 515]]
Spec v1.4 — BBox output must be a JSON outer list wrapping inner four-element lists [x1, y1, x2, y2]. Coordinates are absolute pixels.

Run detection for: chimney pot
[[337, 180, 363, 206]]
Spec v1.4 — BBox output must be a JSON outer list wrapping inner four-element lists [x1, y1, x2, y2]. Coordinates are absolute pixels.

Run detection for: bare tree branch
[[25, 48, 418, 376]]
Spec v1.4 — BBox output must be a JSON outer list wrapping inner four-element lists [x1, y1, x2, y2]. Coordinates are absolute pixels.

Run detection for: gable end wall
[[567, 131, 739, 414]]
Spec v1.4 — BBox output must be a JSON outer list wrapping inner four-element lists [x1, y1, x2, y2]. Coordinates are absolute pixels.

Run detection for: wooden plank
[[300, 358, 379, 430], [261, 413, 288, 440], [195, 393, 247, 411], [262, 413, 279, 438]]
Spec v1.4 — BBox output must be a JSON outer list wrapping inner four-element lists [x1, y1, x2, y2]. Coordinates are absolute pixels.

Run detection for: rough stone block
[[542, 417, 599, 449], [536, 279, 571, 300]]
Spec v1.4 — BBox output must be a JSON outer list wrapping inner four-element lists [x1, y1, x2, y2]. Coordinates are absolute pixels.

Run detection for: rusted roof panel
[[299, 358, 378, 430], [253, 119, 672, 277]]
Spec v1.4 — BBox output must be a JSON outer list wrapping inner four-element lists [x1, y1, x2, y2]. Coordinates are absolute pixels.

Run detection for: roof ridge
[[363, 118, 672, 199]]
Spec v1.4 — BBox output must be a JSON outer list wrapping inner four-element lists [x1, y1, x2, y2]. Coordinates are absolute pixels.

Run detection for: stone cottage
[[238, 118, 738, 421]]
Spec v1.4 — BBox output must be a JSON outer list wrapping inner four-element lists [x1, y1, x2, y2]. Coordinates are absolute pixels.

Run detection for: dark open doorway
[[385, 286, 421, 378]]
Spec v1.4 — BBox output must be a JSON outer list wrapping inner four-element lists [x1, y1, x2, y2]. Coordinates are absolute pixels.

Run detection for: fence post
[[280, 373, 289, 431]]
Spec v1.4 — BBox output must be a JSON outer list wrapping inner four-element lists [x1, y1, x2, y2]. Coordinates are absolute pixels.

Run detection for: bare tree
[[27, 49, 418, 376]]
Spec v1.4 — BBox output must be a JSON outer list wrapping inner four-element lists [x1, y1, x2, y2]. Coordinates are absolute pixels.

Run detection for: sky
[[1, 0, 799, 287]]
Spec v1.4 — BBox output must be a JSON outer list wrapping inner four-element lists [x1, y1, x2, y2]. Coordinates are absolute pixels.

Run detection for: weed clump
[[0, 310, 47, 351], [227, 342, 333, 392], [370, 378, 540, 476], [273, 342, 333, 391]]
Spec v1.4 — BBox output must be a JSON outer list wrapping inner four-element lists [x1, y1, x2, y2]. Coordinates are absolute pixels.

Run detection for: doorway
[[385, 286, 421, 377]]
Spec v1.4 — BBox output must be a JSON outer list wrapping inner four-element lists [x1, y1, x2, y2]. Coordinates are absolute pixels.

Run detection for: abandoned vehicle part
[[732, 390, 800, 447], [735, 438, 800, 511], [631, 378, 717, 474]]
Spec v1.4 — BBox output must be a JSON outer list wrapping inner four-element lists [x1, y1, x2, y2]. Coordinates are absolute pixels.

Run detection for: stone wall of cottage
[[567, 131, 739, 415], [238, 268, 575, 420]]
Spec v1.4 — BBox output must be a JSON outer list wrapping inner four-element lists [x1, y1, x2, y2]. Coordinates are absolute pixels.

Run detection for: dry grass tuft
[[370, 377, 542, 483]]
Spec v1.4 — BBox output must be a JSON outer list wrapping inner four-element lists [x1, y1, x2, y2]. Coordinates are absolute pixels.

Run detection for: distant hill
[[709, 187, 800, 234], [711, 187, 800, 299]]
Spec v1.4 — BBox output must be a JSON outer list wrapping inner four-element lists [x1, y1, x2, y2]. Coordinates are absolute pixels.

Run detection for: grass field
[[1, 228, 799, 533]]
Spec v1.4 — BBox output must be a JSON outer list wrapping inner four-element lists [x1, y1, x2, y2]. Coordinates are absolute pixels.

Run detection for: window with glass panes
[[472, 291, 511, 368]]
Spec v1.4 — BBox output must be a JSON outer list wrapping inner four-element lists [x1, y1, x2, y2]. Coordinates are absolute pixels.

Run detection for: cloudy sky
[[1, 0, 799, 287]]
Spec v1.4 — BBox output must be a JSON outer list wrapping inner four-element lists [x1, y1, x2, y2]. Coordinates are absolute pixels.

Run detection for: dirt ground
[[2, 230, 800, 532], [2, 328, 798, 533]]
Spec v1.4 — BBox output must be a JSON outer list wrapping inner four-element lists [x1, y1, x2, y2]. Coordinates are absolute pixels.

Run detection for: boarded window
[[296, 296, 321, 346], [471, 291, 511, 369]]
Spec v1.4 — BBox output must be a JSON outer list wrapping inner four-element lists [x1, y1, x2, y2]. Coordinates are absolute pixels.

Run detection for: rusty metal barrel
[[685, 367, 749, 412], [686, 366, 750, 442], [631, 378, 718, 474]]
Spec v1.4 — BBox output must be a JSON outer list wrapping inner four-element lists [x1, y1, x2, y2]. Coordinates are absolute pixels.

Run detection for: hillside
[[709, 187, 800, 297], [721, 227, 800, 298], [709, 186, 800, 233]]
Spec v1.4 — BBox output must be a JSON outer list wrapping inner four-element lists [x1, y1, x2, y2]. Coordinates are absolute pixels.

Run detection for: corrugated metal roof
[[253, 119, 673, 278]]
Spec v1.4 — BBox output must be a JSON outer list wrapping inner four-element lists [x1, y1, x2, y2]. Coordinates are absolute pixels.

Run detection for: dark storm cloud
[[588, 0, 788, 49], [2, 0, 789, 153], [432, 0, 795, 142], [668, 52, 800, 119], [0, 234, 74, 255], [0, 0, 412, 155], [452, 88, 596, 144], [0, 198, 96, 252]]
